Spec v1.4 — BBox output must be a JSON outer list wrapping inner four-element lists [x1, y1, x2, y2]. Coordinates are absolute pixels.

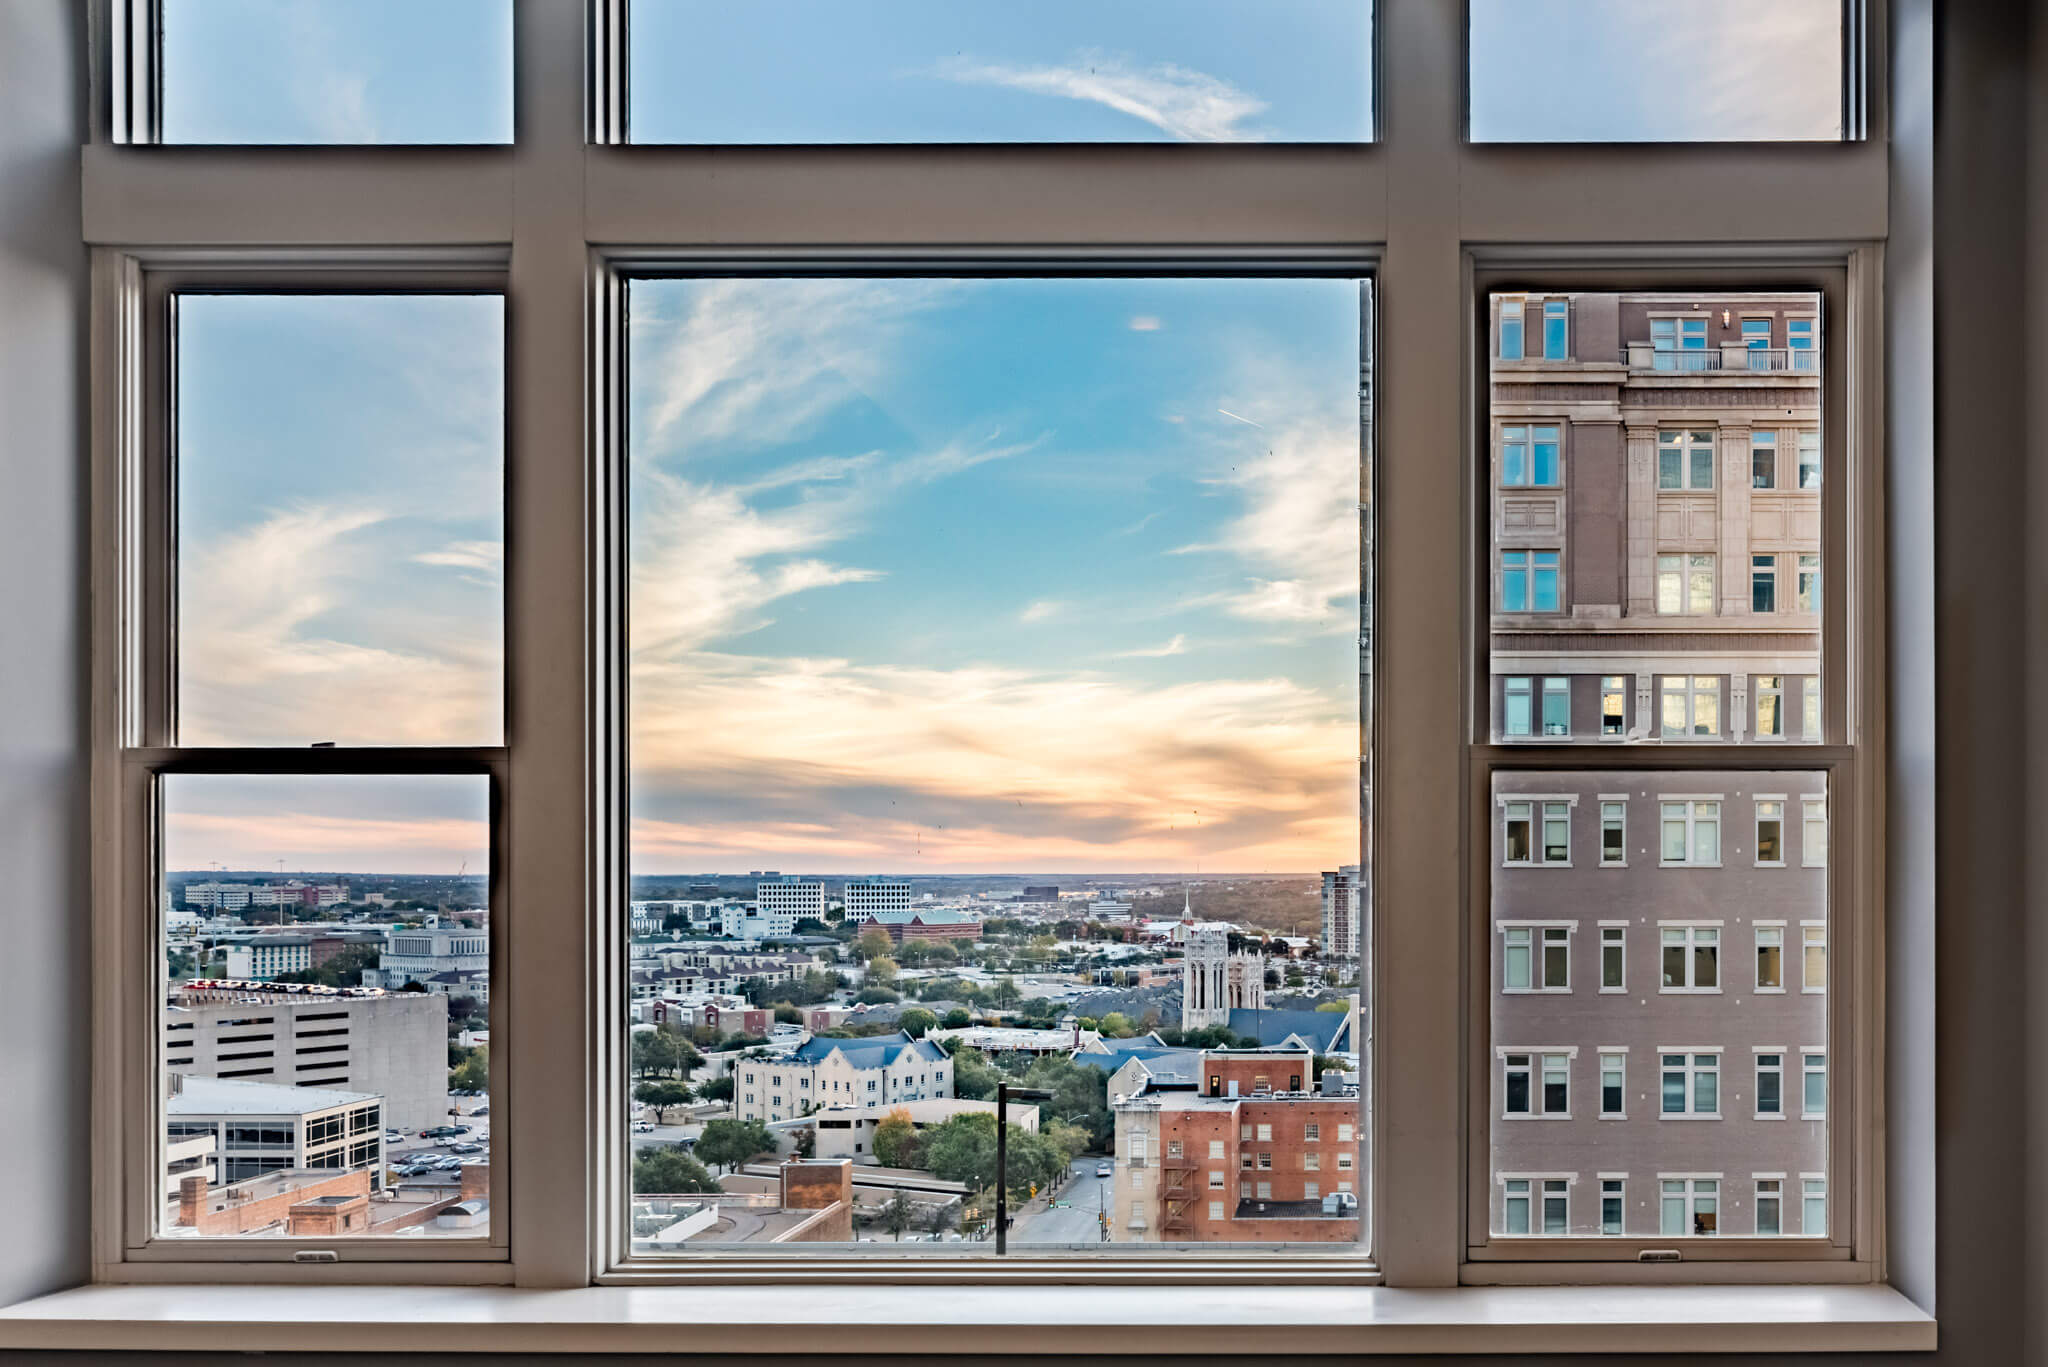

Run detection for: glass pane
[[176, 294, 504, 746], [630, 0, 1373, 143], [627, 276, 1369, 1254], [1469, 0, 1843, 143], [159, 773, 493, 1239], [161, 0, 512, 144], [1491, 772, 1826, 1236], [1487, 292, 1822, 744]]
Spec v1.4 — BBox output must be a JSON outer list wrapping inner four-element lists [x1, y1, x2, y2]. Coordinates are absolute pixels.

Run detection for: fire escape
[[1160, 1151, 1199, 1236]]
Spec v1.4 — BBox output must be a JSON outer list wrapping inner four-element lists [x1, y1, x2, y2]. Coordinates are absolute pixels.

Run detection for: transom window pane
[[625, 276, 1367, 1253], [161, 0, 513, 144], [628, 0, 1375, 143], [1468, 0, 1843, 143]]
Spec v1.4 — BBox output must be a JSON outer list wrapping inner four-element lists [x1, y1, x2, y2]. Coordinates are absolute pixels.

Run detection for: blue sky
[[627, 277, 1363, 875]]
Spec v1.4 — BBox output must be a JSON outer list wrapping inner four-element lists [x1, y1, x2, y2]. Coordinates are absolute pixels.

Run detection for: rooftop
[[167, 1074, 379, 1117]]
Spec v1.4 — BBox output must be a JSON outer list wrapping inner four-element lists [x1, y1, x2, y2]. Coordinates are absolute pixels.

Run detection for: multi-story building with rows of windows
[[840, 879, 912, 925], [1489, 293, 1822, 745], [1489, 770, 1830, 1240], [735, 1030, 952, 1124]]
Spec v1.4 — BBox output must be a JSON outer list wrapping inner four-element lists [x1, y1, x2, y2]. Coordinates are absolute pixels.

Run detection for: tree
[[696, 1076, 735, 1104], [449, 1044, 489, 1093], [941, 1008, 972, 1030], [634, 1080, 693, 1124], [793, 1125, 815, 1159], [880, 1188, 917, 1241], [897, 1007, 937, 1038], [873, 1108, 922, 1169], [854, 985, 900, 1005], [866, 956, 899, 984], [993, 976, 1022, 1008], [694, 1118, 774, 1173], [922, 1114, 1067, 1196], [1043, 1117, 1093, 1161], [1023, 1053, 1113, 1148], [924, 1201, 957, 1238], [1315, 998, 1351, 1013], [632, 1145, 719, 1195], [1097, 1012, 1132, 1038], [855, 929, 892, 962], [772, 1003, 803, 1025], [949, 1047, 1002, 1101]]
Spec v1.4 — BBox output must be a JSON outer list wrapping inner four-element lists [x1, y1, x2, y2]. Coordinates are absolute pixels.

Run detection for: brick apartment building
[[1490, 770, 1829, 1239], [1113, 1048, 1362, 1244], [1488, 292, 1821, 745]]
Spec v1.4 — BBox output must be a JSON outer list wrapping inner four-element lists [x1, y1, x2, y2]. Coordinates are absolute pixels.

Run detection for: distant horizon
[[167, 868, 1330, 881]]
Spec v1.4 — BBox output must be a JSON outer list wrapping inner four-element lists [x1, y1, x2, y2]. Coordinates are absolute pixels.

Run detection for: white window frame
[[1803, 1050, 1830, 1119], [1755, 796, 1789, 866], [1497, 1173, 1576, 1238], [1657, 1175, 1724, 1238], [1597, 1050, 1627, 1119], [1756, 674, 1787, 739], [1598, 1176, 1626, 1236], [1597, 922, 1627, 992], [1598, 676, 1627, 739], [1659, 676, 1723, 739], [1598, 800, 1627, 868], [73, 0, 1904, 1332], [1656, 429, 1717, 490], [1658, 1050, 1724, 1120], [1754, 1048, 1788, 1120], [1755, 921, 1789, 992], [1658, 922, 1723, 994], [1498, 921, 1575, 994], [1498, 795, 1576, 868], [1755, 1176, 1786, 1236], [1658, 797, 1725, 866], [1803, 921, 1831, 992]]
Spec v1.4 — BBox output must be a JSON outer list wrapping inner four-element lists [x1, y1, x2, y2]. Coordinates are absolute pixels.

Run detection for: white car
[[631, 1120, 655, 1133]]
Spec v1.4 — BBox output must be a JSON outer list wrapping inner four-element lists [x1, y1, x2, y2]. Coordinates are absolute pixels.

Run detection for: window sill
[[0, 1282, 1933, 1355]]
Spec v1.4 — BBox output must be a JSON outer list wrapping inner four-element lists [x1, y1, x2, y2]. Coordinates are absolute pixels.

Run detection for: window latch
[[1637, 1248, 1682, 1263]]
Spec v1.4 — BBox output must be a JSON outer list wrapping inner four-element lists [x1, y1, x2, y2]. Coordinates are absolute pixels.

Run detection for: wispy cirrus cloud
[[931, 53, 1269, 143], [1020, 600, 1066, 624], [1113, 634, 1188, 659]]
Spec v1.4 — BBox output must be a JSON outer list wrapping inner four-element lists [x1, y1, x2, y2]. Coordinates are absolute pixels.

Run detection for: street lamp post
[[995, 1082, 1052, 1255]]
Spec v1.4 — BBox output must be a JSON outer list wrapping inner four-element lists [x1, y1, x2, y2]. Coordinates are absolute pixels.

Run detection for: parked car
[[1095, 1163, 1112, 1178], [631, 1120, 655, 1133], [383, 1130, 406, 1144]]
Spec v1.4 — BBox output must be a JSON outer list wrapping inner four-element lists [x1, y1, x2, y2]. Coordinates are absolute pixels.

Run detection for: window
[[1599, 803, 1626, 867], [1756, 1053, 1785, 1117], [1756, 1178, 1784, 1235], [1504, 677, 1532, 738], [1751, 432, 1777, 488], [1303, 1153, 1321, 1171], [1742, 318, 1773, 350], [1660, 800, 1722, 865], [1660, 1177, 1721, 1236], [1502, 1179, 1531, 1234], [1659, 675, 1720, 739], [1660, 925, 1720, 992], [1752, 555, 1778, 614], [1803, 1053, 1828, 1118], [1540, 1178, 1569, 1234], [1789, 320, 1820, 372], [1756, 799, 1786, 864], [1797, 553, 1822, 613], [159, 0, 514, 145], [1207, 1140, 1224, 1160], [1302, 1123, 1319, 1142], [1600, 1053, 1626, 1117], [1542, 1055, 1571, 1116], [1660, 1053, 1721, 1118], [1208, 1201, 1224, 1221], [1501, 550, 1560, 612], [1656, 555, 1716, 616], [1468, 1, 1844, 143], [1499, 298, 1524, 359], [1502, 801, 1571, 867], [1256, 1124, 1272, 1142], [627, 0, 1374, 143], [1803, 799, 1830, 870], [1756, 675, 1785, 738], [1541, 677, 1570, 737], [1600, 1178, 1625, 1236], [1501, 925, 1571, 991], [1658, 430, 1716, 488], [1542, 301, 1568, 360], [1650, 318, 1710, 370], [1500, 425, 1560, 487], [1303, 1184, 1318, 1201], [1756, 925, 1786, 990], [1798, 429, 1823, 486], [1803, 677, 1823, 739], [1804, 923, 1829, 991], [1803, 1177, 1829, 1235], [1600, 926, 1625, 989], [1600, 676, 1626, 738]]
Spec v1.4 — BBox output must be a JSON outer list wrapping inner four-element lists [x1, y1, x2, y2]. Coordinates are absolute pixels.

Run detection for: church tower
[[1182, 920, 1266, 1030]]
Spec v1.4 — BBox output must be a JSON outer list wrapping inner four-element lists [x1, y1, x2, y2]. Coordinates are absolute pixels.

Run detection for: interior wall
[[0, 0, 92, 1312]]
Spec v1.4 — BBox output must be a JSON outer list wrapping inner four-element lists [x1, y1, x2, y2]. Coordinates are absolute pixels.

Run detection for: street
[[1007, 1157, 1114, 1246]]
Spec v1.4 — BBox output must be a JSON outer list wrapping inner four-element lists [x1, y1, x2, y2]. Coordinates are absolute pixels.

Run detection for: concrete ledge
[[0, 1281, 1934, 1355]]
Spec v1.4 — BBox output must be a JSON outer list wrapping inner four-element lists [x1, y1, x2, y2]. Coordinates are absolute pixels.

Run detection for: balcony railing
[[1623, 344, 1820, 374]]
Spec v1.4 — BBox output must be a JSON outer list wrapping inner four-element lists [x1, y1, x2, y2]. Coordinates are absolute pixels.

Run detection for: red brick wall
[[1201, 1053, 1312, 1098], [181, 1170, 371, 1236]]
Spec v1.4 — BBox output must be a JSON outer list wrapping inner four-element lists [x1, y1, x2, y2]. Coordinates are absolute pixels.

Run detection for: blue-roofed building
[[737, 1030, 954, 1124], [1072, 1044, 1204, 1102], [1225, 1002, 1359, 1056]]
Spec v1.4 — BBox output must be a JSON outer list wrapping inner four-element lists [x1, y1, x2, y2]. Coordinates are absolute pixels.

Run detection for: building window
[[1600, 1052, 1626, 1117], [1751, 554, 1777, 613], [1756, 799, 1786, 865], [1304, 1152, 1321, 1171], [1336, 1152, 1353, 1170], [1756, 925, 1786, 990], [1303, 1183, 1319, 1201], [1500, 424, 1560, 486], [1803, 1053, 1828, 1117], [1756, 674, 1785, 738], [1207, 1139, 1225, 1159], [1337, 1123, 1354, 1143], [1660, 1052, 1721, 1118], [1803, 923, 1829, 990], [1660, 799, 1723, 865], [1751, 431, 1777, 488], [1542, 1055, 1571, 1115], [1601, 1178, 1625, 1235], [1208, 1200, 1224, 1221], [1600, 925, 1626, 991], [1650, 317, 1709, 369], [1257, 1153, 1272, 1171], [1658, 429, 1715, 488], [1208, 1170, 1223, 1189], [1600, 803, 1627, 867], [1803, 1177, 1828, 1234], [1660, 925, 1720, 991], [1504, 676, 1533, 737], [1742, 317, 1773, 350], [1660, 1178, 1721, 1236], [1600, 675, 1626, 737], [1543, 300, 1568, 359], [1540, 677, 1570, 736], [1797, 553, 1822, 612], [1501, 549, 1560, 612], [1788, 318, 1819, 370], [1500, 298, 1524, 359], [1540, 1178, 1569, 1234], [1302, 1123, 1319, 1141], [1501, 925, 1571, 991], [1755, 1052, 1785, 1117], [1503, 1178, 1532, 1234], [1503, 1051, 1573, 1118], [1756, 1178, 1784, 1235], [1502, 800, 1571, 866], [1798, 427, 1822, 484], [1803, 678, 1823, 740], [1256, 1123, 1272, 1142]]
